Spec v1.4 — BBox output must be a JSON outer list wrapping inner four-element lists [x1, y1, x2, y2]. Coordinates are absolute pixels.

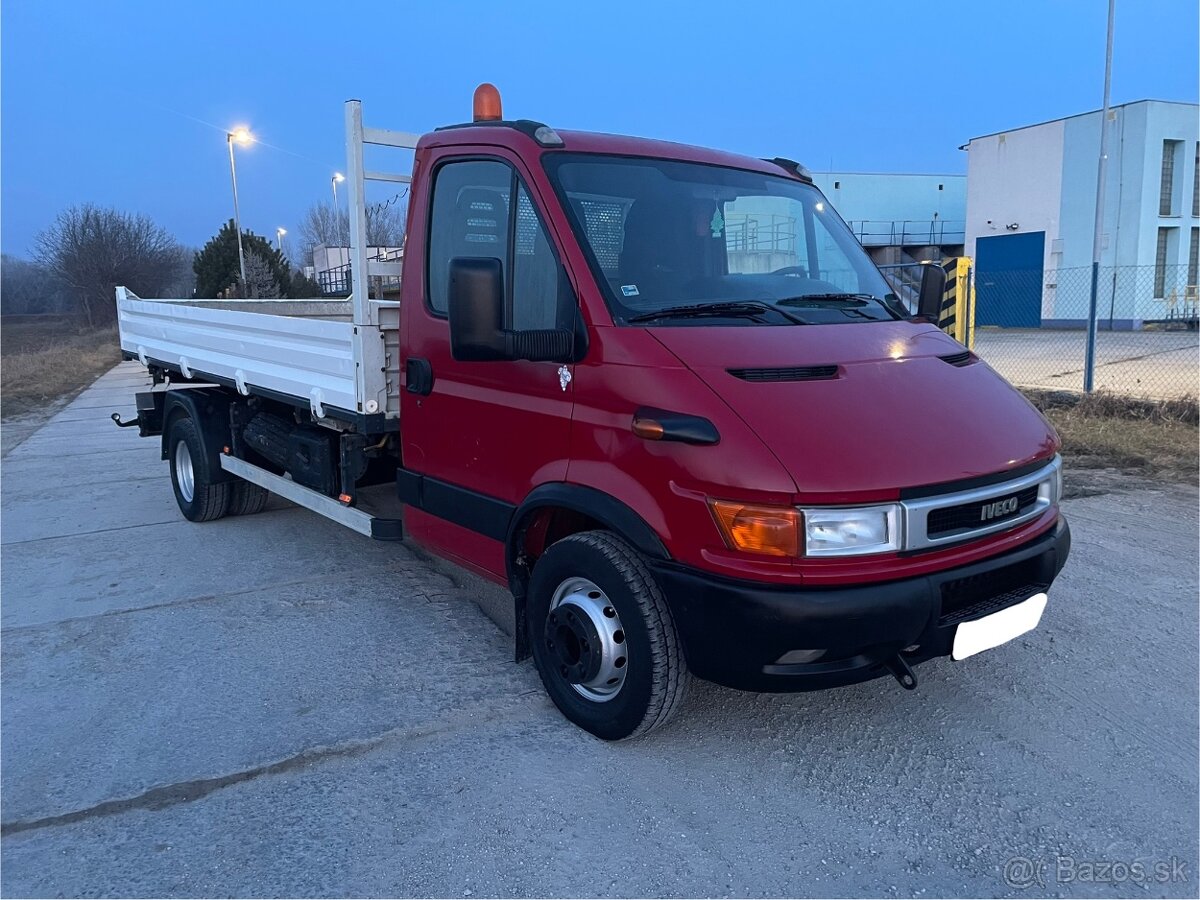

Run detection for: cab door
[[400, 149, 578, 578]]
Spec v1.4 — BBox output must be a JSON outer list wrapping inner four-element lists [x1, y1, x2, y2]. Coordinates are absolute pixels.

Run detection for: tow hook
[[884, 654, 918, 690], [111, 412, 140, 428]]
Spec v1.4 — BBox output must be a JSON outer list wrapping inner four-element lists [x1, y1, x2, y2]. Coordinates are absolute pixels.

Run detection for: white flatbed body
[[116, 291, 400, 421], [116, 100, 415, 425]]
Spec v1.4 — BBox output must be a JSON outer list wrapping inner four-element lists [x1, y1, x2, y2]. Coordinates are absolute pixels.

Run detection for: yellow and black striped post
[[937, 256, 975, 348]]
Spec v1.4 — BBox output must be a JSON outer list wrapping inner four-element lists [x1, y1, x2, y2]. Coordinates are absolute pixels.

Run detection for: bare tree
[[163, 246, 198, 298], [366, 202, 405, 248], [34, 204, 189, 325], [1, 255, 72, 315], [298, 203, 343, 263], [297, 201, 407, 266]]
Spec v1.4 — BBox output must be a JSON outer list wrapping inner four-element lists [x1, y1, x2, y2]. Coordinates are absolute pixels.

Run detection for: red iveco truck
[[114, 86, 1069, 739]]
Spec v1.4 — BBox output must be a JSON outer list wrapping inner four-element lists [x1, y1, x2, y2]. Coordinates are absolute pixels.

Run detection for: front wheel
[[528, 531, 690, 740]]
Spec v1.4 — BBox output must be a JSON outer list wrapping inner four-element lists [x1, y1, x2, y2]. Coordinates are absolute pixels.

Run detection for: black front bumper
[[650, 517, 1071, 693]]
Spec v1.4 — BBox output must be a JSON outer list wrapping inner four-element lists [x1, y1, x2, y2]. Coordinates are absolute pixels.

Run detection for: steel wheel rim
[[546, 576, 629, 702], [174, 440, 195, 503]]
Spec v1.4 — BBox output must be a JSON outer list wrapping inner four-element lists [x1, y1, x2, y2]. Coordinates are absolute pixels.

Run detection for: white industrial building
[[963, 99, 1198, 328]]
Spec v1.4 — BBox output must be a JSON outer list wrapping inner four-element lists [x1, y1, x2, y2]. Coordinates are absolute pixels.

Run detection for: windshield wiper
[[628, 301, 806, 325], [776, 292, 877, 306], [776, 293, 903, 320]]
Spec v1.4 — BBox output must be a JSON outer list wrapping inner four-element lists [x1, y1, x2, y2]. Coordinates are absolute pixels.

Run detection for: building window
[[1189, 227, 1199, 289], [1154, 227, 1177, 298], [1159, 139, 1182, 216], [1193, 144, 1199, 218]]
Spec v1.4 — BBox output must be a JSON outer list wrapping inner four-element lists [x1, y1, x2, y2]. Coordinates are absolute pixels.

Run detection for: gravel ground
[[1, 364, 1197, 898]]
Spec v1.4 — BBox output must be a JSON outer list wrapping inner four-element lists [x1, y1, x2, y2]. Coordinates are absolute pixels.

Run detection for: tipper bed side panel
[[117, 296, 362, 415]]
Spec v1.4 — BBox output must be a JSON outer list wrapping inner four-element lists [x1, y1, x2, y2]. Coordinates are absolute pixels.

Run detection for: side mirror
[[448, 256, 576, 363], [917, 264, 947, 321], [448, 257, 507, 361]]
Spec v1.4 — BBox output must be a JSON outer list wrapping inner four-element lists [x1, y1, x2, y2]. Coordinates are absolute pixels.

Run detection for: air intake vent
[[938, 350, 973, 367], [727, 365, 839, 382]]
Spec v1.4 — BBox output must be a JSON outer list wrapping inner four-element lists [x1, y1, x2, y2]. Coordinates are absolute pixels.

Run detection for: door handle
[[406, 358, 434, 396]]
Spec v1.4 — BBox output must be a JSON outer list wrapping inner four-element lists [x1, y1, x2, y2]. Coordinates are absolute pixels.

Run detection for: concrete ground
[[2, 363, 1197, 898], [972, 329, 1199, 399]]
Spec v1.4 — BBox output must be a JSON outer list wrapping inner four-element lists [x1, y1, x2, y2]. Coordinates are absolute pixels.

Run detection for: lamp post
[[1083, 0, 1116, 393], [276, 227, 287, 252], [332, 172, 346, 253], [226, 126, 254, 292]]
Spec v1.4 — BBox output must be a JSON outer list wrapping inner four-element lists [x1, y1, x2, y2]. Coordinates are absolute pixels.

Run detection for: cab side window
[[427, 160, 511, 316], [427, 159, 570, 330]]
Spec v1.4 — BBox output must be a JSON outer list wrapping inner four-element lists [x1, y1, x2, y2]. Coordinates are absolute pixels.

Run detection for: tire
[[227, 480, 269, 516], [528, 531, 690, 740], [167, 416, 230, 522]]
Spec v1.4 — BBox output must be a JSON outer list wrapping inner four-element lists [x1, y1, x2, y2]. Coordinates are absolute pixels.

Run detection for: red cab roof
[[421, 123, 797, 179]]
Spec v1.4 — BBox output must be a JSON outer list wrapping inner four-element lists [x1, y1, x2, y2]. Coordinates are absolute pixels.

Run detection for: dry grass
[[1, 317, 121, 418], [1024, 389, 1199, 485]]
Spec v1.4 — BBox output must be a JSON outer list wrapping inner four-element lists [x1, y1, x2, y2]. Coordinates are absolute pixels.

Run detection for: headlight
[[1038, 456, 1064, 506], [800, 504, 902, 556]]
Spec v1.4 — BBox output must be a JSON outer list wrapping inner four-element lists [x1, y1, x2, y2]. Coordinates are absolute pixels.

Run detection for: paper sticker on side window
[[621, 285, 640, 297]]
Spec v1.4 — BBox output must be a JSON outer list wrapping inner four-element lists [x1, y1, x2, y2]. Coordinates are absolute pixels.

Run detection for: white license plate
[[951, 592, 1048, 660]]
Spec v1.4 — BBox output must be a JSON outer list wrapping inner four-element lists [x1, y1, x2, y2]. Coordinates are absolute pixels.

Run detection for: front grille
[[926, 485, 1039, 537], [727, 365, 838, 382], [940, 555, 1046, 625]]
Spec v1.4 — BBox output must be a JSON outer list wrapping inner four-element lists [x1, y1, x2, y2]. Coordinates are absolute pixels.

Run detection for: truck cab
[[116, 87, 1070, 740]]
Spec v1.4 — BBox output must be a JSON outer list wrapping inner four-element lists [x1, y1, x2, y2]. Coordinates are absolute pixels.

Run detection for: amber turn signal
[[709, 500, 801, 557], [631, 414, 665, 440]]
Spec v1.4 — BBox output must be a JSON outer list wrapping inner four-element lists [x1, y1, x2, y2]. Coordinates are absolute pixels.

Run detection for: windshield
[[544, 154, 901, 326]]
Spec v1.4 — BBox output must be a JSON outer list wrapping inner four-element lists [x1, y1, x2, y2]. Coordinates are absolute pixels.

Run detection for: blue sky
[[2, 0, 1196, 257]]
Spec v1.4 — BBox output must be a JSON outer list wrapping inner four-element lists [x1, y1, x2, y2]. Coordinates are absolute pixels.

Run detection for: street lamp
[[332, 172, 346, 250], [226, 126, 255, 292], [276, 227, 287, 252]]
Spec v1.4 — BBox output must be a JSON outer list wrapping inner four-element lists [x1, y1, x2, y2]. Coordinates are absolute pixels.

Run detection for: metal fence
[[878, 261, 1199, 401], [847, 219, 965, 248], [316, 247, 404, 298]]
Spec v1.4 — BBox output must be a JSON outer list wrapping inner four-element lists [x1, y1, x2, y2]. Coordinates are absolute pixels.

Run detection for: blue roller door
[[976, 232, 1045, 327]]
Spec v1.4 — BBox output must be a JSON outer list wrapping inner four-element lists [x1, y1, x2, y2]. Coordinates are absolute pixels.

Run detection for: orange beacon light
[[473, 83, 503, 122]]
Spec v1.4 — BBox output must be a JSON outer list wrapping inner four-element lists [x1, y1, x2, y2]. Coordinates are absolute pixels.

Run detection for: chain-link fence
[[971, 264, 1197, 400], [880, 262, 1199, 400]]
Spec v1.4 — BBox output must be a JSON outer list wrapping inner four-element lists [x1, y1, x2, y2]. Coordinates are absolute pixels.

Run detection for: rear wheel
[[528, 531, 689, 740], [227, 480, 269, 516], [168, 416, 230, 522]]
